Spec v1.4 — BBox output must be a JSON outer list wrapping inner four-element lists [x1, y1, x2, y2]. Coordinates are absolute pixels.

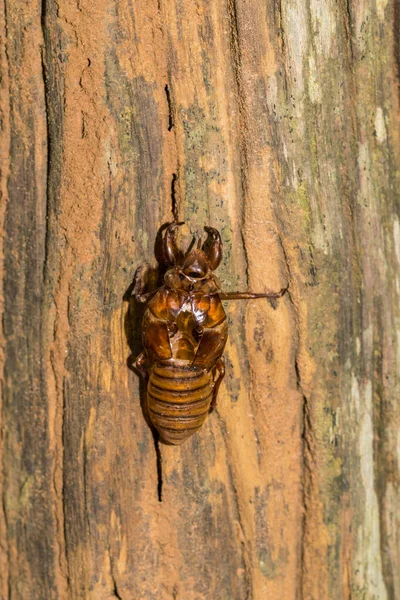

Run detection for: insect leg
[[192, 320, 228, 369], [219, 286, 288, 300], [163, 221, 185, 265], [209, 358, 225, 413], [202, 226, 222, 270], [134, 352, 148, 378], [132, 265, 159, 303]]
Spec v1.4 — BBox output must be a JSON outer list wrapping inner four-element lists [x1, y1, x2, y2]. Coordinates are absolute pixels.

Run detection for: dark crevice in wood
[[276, 0, 286, 54], [226, 0, 250, 288], [40, 0, 51, 287], [274, 0, 290, 99], [158, 0, 181, 223], [268, 4, 292, 165], [171, 172, 179, 222], [112, 578, 123, 600], [41, 3, 71, 595], [108, 548, 123, 600], [109, 547, 123, 600], [165, 83, 174, 131], [4, 0, 64, 593], [276, 0, 286, 55], [226, 0, 246, 139], [154, 432, 163, 502], [344, 0, 354, 63], [1, 3, 11, 596], [61, 377, 71, 588], [297, 353, 315, 600], [82, 438, 91, 536], [239, 227, 250, 290]]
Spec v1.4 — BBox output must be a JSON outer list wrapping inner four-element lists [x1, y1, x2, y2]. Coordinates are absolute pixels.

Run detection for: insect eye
[[179, 273, 185, 281]]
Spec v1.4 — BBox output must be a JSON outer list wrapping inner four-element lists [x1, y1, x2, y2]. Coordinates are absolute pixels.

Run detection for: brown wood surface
[[0, 0, 399, 598]]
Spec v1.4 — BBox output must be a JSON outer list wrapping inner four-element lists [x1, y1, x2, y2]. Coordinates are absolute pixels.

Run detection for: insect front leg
[[209, 358, 225, 413], [132, 265, 159, 303], [192, 320, 228, 369], [134, 352, 148, 378]]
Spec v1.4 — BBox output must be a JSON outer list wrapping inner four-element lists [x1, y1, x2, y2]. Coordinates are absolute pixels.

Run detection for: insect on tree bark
[[132, 223, 287, 445]]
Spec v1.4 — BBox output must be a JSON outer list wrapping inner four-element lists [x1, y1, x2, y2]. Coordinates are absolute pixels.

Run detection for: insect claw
[[170, 221, 185, 229], [202, 226, 222, 270], [275, 284, 289, 297], [164, 222, 185, 265]]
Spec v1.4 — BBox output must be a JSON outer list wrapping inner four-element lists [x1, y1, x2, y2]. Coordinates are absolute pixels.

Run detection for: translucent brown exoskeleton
[[132, 223, 287, 445]]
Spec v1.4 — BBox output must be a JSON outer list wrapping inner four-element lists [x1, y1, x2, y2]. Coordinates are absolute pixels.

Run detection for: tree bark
[[0, 0, 399, 599]]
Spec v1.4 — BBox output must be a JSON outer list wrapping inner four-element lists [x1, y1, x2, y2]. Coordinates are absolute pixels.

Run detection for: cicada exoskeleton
[[133, 223, 286, 445]]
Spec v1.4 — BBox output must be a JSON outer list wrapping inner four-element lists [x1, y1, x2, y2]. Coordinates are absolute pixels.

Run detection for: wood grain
[[0, 0, 399, 598]]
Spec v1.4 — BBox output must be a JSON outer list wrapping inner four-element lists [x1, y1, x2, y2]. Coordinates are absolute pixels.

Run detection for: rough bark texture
[[0, 0, 399, 598]]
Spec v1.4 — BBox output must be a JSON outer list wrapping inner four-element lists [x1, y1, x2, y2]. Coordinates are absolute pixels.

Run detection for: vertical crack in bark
[[344, 0, 355, 64], [112, 577, 123, 600], [153, 432, 163, 503], [276, 0, 286, 55], [165, 79, 182, 221], [295, 358, 315, 600], [165, 84, 173, 131], [171, 172, 179, 223], [41, 2, 69, 593], [0, 2, 11, 596], [157, 1, 182, 222], [273, 0, 290, 105], [82, 436, 91, 535], [276, 235, 315, 600], [162, 73, 181, 221], [108, 545, 123, 600], [40, 0, 51, 283], [226, 0, 250, 287], [61, 378, 71, 588]]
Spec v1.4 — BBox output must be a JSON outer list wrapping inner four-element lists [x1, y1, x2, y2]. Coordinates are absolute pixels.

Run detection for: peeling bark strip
[[1, 0, 399, 599]]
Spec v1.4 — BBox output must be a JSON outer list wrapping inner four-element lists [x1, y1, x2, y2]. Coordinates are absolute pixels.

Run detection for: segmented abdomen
[[147, 363, 213, 445]]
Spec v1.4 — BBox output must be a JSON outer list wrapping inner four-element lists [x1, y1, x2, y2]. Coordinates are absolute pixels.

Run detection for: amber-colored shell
[[135, 224, 284, 445], [141, 285, 227, 444], [143, 287, 228, 368], [137, 227, 228, 445], [147, 362, 214, 445]]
